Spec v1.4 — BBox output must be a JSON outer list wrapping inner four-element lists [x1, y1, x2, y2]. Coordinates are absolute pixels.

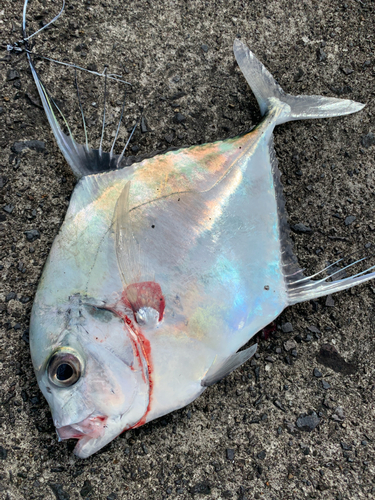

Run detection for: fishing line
[[6, 0, 131, 85]]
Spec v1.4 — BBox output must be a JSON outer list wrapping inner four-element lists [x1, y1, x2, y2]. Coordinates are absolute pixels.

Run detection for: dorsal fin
[[28, 58, 132, 178]]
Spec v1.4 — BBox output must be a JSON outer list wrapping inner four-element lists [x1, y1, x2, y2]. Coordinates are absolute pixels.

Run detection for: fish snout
[[56, 414, 108, 441]]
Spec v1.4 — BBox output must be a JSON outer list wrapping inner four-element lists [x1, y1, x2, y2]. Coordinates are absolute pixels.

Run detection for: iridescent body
[[29, 38, 374, 457]]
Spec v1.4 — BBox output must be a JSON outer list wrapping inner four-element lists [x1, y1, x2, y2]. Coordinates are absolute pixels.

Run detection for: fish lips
[[56, 414, 108, 442]]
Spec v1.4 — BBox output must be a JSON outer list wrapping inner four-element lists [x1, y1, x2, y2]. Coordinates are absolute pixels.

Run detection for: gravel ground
[[1, 0, 375, 499]]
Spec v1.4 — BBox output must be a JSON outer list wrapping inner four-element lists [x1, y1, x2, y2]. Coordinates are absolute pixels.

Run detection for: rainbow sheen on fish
[[28, 33, 375, 458]]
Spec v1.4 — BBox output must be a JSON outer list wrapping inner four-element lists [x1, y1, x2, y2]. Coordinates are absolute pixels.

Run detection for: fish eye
[[47, 349, 82, 388]]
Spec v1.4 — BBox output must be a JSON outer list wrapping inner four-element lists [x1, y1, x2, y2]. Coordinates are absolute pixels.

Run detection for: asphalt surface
[[0, 0, 375, 499]]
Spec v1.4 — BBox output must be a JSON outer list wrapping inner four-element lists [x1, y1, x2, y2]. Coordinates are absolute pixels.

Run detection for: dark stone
[[0, 446, 7, 459], [22, 330, 30, 343], [6, 292, 16, 302], [361, 132, 375, 148], [190, 481, 211, 495], [273, 400, 286, 412], [49, 483, 70, 500], [257, 450, 266, 460], [165, 133, 174, 144], [341, 67, 354, 75], [80, 480, 93, 498], [12, 140, 45, 154], [140, 117, 149, 133], [170, 91, 186, 101], [7, 69, 20, 81], [316, 48, 327, 62], [201, 44, 209, 53], [294, 68, 304, 82], [322, 380, 331, 390], [345, 215, 356, 226], [107, 494, 117, 500], [291, 223, 312, 234], [307, 325, 320, 334], [313, 368, 322, 378], [3, 204, 14, 214], [24, 229, 40, 242], [296, 412, 321, 432], [87, 63, 98, 72], [316, 344, 357, 375], [325, 295, 335, 307], [281, 322, 293, 333], [174, 112, 186, 123], [131, 145, 140, 154], [226, 448, 235, 460], [341, 442, 352, 451]]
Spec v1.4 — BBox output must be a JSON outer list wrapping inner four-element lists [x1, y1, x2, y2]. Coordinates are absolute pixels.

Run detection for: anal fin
[[201, 344, 257, 387], [287, 258, 375, 305]]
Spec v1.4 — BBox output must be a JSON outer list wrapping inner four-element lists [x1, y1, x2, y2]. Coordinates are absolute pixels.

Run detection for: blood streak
[[109, 296, 155, 429]]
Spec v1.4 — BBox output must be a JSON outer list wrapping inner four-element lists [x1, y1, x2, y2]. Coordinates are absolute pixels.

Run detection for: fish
[[24, 11, 375, 459]]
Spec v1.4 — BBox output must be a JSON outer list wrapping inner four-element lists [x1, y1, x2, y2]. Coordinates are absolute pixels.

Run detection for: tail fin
[[233, 39, 365, 124]]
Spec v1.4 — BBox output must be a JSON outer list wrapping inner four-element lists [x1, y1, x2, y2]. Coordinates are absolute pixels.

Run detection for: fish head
[[30, 295, 150, 458]]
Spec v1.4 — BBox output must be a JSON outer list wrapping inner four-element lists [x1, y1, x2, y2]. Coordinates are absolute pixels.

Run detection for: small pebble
[[283, 340, 296, 352], [281, 322, 293, 333], [345, 215, 356, 226], [361, 132, 375, 149], [291, 223, 312, 234], [296, 412, 321, 432], [313, 368, 322, 378]]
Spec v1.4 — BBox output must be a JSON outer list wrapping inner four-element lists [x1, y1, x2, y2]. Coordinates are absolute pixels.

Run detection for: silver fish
[[26, 15, 375, 458]]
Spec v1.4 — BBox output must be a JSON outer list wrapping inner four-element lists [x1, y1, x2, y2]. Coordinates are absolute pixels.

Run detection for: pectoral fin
[[201, 344, 258, 387], [114, 181, 154, 287]]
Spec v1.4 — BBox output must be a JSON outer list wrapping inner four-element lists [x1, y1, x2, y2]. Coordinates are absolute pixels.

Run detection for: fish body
[[28, 33, 375, 458]]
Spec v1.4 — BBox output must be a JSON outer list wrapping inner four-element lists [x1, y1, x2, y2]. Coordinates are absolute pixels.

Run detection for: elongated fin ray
[[28, 58, 125, 177], [201, 344, 258, 387], [288, 260, 375, 305], [233, 40, 365, 124]]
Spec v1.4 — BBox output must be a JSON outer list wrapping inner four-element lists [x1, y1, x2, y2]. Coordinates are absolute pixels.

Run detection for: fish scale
[[23, 2, 375, 458]]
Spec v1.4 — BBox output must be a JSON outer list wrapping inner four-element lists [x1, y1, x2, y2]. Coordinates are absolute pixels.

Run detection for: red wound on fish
[[124, 282, 165, 322]]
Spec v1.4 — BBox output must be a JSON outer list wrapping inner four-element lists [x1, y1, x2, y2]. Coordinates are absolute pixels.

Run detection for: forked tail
[[233, 39, 365, 124]]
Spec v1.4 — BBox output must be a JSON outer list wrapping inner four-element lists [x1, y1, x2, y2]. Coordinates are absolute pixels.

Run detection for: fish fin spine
[[233, 39, 365, 125]]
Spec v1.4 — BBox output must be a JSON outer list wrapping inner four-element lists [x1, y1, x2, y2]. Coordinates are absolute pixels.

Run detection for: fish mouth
[[56, 414, 108, 441]]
